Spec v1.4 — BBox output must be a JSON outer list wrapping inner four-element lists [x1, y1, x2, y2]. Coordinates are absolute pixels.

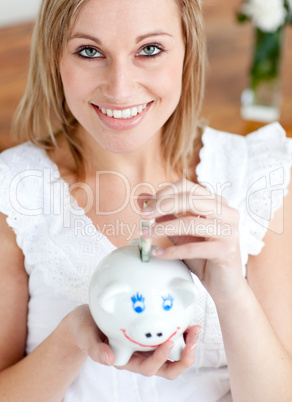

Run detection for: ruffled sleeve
[[240, 122, 292, 262], [0, 143, 50, 257], [0, 143, 116, 304], [196, 123, 292, 273], [0, 153, 13, 217]]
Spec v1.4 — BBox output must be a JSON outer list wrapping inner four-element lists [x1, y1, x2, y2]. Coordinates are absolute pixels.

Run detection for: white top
[[0, 122, 291, 402]]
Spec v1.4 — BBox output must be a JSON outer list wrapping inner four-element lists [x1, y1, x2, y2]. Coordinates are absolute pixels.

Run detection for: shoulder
[[0, 141, 59, 200], [0, 142, 59, 221], [196, 125, 247, 207], [200, 122, 290, 169], [198, 123, 291, 200], [240, 123, 292, 256], [201, 122, 290, 159], [0, 142, 49, 172], [198, 123, 292, 267]]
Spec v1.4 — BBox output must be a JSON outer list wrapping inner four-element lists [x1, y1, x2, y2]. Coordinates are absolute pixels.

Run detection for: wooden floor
[[0, 0, 291, 151]]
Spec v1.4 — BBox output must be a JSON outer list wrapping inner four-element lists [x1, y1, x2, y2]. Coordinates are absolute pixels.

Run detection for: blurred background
[[0, 0, 291, 151]]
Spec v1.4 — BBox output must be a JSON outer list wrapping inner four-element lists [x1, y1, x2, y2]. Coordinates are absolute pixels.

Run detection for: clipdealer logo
[[8, 166, 287, 236]]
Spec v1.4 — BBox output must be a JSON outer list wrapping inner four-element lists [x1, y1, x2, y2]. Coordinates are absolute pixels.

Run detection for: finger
[[142, 191, 228, 220], [118, 327, 201, 379], [155, 179, 212, 199], [151, 327, 201, 380], [137, 193, 153, 210], [145, 179, 228, 210], [86, 339, 115, 366], [72, 307, 115, 366], [184, 325, 201, 345], [79, 324, 115, 366], [156, 340, 198, 380], [152, 240, 223, 261], [121, 341, 175, 376], [142, 216, 221, 240]]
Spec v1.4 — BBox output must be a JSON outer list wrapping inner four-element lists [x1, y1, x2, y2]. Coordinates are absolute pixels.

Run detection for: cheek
[[148, 57, 184, 105], [151, 65, 183, 116], [60, 61, 93, 109]]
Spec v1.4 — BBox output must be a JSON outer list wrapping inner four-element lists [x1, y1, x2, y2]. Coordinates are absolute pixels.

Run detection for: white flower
[[241, 0, 287, 32]]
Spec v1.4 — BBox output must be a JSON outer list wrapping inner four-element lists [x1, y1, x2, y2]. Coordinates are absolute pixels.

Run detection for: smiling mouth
[[120, 327, 180, 348], [95, 102, 152, 120]]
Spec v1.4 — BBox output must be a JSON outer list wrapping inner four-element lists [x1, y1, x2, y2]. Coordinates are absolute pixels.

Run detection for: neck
[[76, 126, 176, 184]]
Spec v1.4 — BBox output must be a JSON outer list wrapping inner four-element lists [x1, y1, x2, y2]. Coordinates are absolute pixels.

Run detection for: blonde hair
[[13, 0, 206, 176]]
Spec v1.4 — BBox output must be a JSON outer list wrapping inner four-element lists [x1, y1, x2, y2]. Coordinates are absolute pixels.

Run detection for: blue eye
[[131, 293, 145, 313], [162, 294, 174, 311], [77, 47, 102, 59], [137, 44, 165, 58]]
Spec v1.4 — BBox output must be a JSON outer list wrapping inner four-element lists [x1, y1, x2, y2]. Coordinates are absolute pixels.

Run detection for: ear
[[169, 278, 196, 307], [97, 282, 130, 314]]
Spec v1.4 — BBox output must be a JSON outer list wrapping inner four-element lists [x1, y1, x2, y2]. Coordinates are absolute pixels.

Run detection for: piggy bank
[[89, 245, 197, 366]]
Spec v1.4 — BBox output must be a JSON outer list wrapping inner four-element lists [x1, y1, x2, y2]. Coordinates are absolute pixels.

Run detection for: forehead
[[73, 0, 182, 41]]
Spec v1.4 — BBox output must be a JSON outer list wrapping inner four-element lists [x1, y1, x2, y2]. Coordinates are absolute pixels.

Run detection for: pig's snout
[[145, 332, 163, 339], [126, 317, 179, 346]]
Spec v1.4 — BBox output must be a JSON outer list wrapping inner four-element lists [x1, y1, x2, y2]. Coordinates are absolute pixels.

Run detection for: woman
[[0, 0, 292, 401]]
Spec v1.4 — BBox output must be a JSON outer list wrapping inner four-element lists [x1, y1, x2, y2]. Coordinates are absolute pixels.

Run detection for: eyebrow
[[69, 32, 173, 45], [135, 32, 174, 43]]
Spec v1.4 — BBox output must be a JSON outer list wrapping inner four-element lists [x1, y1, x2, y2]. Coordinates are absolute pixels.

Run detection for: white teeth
[[113, 110, 122, 118], [99, 103, 148, 119], [131, 107, 138, 117], [121, 108, 131, 119]]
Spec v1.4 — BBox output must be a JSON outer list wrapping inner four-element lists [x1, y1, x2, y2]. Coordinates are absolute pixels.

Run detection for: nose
[[102, 58, 137, 103], [145, 332, 163, 339]]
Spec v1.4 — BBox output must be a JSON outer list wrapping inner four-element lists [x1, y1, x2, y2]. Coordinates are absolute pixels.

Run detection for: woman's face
[[59, 0, 185, 153]]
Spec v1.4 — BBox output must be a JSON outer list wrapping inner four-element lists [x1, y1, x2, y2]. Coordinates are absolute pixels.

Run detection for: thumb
[[137, 193, 153, 210]]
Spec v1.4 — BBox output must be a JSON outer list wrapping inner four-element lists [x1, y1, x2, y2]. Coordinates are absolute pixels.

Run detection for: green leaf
[[237, 12, 249, 23]]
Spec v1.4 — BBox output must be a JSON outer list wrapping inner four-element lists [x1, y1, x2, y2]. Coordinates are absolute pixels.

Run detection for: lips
[[92, 101, 153, 130]]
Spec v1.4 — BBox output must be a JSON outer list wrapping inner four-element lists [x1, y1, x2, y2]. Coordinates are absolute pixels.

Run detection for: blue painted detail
[[162, 294, 174, 311], [131, 293, 145, 313]]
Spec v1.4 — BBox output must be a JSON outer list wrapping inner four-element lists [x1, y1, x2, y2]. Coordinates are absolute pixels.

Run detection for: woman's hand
[[139, 179, 245, 305], [118, 325, 200, 379], [61, 304, 115, 366], [62, 305, 201, 379]]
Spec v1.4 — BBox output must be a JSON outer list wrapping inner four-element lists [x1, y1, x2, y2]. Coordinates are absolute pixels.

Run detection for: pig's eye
[[131, 293, 145, 313], [162, 294, 174, 311]]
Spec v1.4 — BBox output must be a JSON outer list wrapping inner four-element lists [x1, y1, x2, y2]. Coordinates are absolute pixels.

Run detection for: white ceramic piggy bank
[[89, 244, 197, 366]]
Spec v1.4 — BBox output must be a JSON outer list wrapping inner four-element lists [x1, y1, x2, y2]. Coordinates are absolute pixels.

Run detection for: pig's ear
[[98, 282, 130, 314], [169, 278, 196, 307]]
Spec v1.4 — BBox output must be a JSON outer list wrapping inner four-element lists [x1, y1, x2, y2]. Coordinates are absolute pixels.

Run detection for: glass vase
[[241, 26, 284, 123]]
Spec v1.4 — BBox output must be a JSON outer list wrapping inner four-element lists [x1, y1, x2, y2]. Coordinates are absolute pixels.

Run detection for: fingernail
[[143, 208, 154, 215], [141, 200, 153, 212], [152, 248, 165, 256], [101, 352, 111, 366], [190, 344, 197, 357], [141, 209, 154, 217], [151, 246, 164, 256], [191, 332, 201, 345], [166, 341, 174, 351], [141, 227, 151, 236], [194, 328, 202, 339]]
